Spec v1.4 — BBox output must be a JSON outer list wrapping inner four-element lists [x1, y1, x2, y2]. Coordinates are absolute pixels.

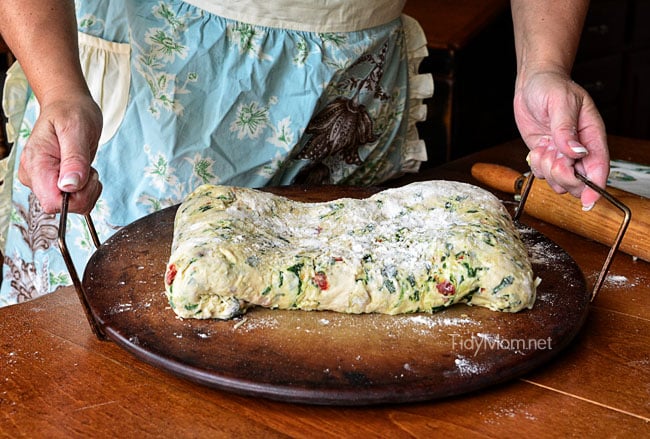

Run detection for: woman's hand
[[17, 89, 103, 214], [0, 1, 103, 214], [510, 0, 608, 210], [513, 69, 609, 210]]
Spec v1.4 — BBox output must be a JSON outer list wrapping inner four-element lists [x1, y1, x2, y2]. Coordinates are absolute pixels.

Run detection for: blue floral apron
[[0, 0, 433, 306]]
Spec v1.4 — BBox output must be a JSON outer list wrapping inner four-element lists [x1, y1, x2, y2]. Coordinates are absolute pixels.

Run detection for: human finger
[[64, 167, 103, 214], [17, 126, 63, 213], [528, 145, 585, 198], [575, 152, 610, 210]]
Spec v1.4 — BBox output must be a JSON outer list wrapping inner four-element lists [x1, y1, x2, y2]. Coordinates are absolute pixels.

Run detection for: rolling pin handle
[[470, 163, 524, 194], [514, 175, 525, 192], [513, 172, 533, 222], [57, 192, 107, 340]]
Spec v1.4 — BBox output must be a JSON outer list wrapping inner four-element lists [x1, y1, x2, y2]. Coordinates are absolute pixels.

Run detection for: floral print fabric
[[0, 0, 432, 306], [607, 160, 650, 198]]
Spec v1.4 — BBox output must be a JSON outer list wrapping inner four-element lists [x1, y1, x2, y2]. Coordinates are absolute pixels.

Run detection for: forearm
[[0, 0, 89, 104], [511, 0, 590, 81]]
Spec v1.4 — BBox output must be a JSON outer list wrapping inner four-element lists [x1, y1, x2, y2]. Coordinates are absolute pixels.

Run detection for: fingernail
[[582, 202, 595, 212], [59, 172, 82, 190], [568, 140, 588, 155], [526, 152, 531, 165]]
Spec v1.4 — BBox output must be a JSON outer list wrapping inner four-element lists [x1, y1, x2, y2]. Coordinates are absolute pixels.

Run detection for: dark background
[[415, 0, 650, 167]]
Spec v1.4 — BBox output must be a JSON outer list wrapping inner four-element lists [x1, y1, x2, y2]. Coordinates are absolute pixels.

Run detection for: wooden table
[[1, 136, 649, 437]]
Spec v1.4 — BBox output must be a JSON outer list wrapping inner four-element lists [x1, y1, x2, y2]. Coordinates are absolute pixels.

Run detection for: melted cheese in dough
[[164, 182, 538, 319]]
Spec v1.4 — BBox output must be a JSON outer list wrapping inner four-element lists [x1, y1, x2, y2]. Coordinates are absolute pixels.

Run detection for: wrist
[[37, 81, 93, 107], [515, 57, 572, 91]]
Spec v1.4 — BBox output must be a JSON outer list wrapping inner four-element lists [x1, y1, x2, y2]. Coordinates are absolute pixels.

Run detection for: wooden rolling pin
[[471, 162, 650, 262]]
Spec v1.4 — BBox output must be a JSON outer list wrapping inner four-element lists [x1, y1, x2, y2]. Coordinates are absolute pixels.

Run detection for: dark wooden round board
[[82, 185, 589, 405]]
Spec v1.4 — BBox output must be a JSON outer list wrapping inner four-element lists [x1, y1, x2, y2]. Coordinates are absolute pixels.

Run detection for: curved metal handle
[[57, 192, 106, 340], [514, 172, 632, 302]]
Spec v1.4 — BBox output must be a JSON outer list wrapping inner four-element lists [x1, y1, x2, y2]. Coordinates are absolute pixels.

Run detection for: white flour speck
[[605, 274, 629, 288], [237, 316, 280, 331], [405, 314, 475, 331], [233, 317, 248, 330], [108, 303, 133, 314], [483, 401, 538, 423], [454, 355, 486, 375]]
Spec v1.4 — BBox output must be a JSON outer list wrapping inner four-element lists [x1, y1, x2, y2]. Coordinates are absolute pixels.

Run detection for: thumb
[[57, 138, 93, 193], [549, 101, 589, 159], [58, 169, 85, 193]]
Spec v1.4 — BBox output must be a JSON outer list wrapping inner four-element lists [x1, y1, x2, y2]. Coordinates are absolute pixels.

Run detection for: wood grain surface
[[79, 188, 588, 405], [1, 136, 649, 437]]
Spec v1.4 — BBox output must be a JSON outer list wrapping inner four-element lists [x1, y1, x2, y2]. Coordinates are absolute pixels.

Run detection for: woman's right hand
[[513, 69, 609, 210], [17, 89, 103, 214]]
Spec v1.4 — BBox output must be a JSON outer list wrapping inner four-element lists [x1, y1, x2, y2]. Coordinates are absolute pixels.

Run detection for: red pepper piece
[[436, 280, 455, 296], [313, 271, 329, 290], [166, 264, 177, 285]]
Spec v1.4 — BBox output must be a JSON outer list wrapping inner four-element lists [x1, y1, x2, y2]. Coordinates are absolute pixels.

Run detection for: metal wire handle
[[514, 172, 632, 301], [57, 192, 106, 340]]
